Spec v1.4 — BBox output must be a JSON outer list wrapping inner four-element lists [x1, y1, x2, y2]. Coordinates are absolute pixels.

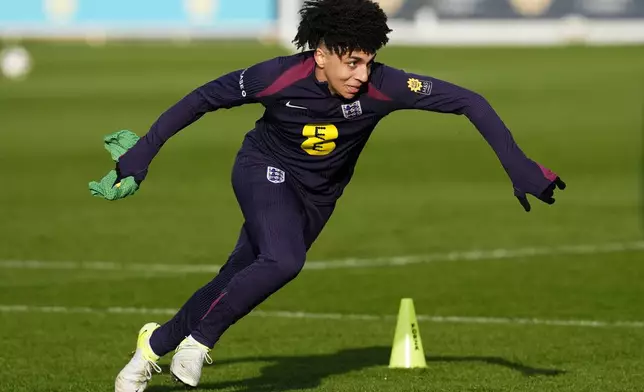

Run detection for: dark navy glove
[[512, 162, 566, 212]]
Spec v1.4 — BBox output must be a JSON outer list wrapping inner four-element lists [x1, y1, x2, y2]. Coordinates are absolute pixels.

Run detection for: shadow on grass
[[148, 346, 565, 391]]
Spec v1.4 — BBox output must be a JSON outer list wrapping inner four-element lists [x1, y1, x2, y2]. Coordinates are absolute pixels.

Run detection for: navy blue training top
[[119, 50, 551, 204]]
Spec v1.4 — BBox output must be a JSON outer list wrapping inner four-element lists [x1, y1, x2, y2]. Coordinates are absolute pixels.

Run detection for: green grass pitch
[[0, 41, 642, 391]]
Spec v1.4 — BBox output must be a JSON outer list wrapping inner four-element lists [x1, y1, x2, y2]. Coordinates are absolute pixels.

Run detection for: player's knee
[[268, 253, 306, 281], [280, 257, 306, 280]]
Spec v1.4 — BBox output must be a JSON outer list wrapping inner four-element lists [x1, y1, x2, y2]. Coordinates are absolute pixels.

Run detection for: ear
[[314, 46, 326, 69]]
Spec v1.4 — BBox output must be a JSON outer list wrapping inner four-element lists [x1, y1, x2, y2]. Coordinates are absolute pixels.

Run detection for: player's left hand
[[89, 168, 139, 201], [513, 163, 566, 212]]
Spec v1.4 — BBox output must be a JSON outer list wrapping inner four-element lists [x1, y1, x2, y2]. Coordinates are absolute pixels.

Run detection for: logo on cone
[[389, 298, 427, 368]]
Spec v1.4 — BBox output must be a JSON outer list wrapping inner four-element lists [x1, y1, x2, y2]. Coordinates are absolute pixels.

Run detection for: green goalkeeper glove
[[88, 130, 140, 201], [89, 169, 139, 200], [103, 130, 139, 161]]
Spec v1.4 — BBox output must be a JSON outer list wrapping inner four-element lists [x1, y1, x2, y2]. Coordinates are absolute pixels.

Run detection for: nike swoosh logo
[[286, 101, 307, 110]]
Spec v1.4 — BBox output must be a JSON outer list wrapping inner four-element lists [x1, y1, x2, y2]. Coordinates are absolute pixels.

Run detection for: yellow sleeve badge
[[407, 77, 432, 95]]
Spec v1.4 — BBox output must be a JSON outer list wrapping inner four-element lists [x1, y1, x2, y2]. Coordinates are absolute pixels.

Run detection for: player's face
[[315, 48, 375, 99]]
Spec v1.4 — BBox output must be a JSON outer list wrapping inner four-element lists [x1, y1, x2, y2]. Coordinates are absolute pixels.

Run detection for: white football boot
[[170, 335, 213, 387], [115, 323, 162, 392]]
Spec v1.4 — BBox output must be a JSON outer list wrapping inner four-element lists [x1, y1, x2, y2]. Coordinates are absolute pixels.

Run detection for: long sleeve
[[376, 65, 553, 196], [118, 58, 279, 182]]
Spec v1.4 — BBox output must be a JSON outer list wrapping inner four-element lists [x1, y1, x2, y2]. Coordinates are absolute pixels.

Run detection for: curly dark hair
[[293, 0, 392, 55]]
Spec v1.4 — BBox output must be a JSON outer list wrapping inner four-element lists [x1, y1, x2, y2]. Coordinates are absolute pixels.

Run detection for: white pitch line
[[305, 241, 644, 270], [1, 241, 643, 274], [1, 304, 643, 329]]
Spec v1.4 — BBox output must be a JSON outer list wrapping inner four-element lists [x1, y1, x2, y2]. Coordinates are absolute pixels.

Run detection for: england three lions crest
[[267, 166, 285, 184], [341, 101, 362, 119]]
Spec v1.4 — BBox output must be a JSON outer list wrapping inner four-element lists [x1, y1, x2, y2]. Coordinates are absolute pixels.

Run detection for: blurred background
[[0, 1, 643, 391]]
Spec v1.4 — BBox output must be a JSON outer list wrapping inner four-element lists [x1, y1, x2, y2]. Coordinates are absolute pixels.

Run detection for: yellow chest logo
[[301, 124, 339, 156]]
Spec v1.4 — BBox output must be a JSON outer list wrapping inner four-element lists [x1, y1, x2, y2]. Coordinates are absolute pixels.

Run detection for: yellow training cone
[[389, 298, 427, 368]]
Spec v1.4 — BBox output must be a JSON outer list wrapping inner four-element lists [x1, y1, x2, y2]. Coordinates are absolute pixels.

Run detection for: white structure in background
[[277, 0, 644, 47], [0, 0, 642, 44], [581, 0, 633, 15]]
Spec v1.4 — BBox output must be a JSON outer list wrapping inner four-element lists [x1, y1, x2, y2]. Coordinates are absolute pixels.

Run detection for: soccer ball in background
[[0, 46, 33, 80]]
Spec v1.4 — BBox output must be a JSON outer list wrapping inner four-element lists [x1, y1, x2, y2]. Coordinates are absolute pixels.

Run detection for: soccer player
[[92, 0, 566, 390]]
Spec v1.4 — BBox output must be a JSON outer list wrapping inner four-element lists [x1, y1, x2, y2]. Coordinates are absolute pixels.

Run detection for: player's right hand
[[88, 168, 139, 201], [103, 130, 140, 162], [88, 129, 141, 201]]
